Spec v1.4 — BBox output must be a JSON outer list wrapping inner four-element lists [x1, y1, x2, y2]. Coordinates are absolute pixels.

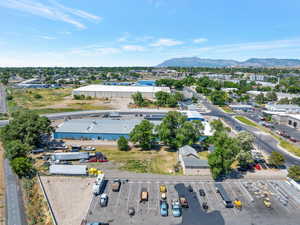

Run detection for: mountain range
[[157, 57, 300, 68]]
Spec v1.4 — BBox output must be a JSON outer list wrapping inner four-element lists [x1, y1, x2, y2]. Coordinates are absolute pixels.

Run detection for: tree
[[10, 157, 35, 178], [291, 97, 300, 106], [236, 131, 255, 152], [117, 136, 130, 151], [129, 120, 156, 150], [269, 152, 285, 166], [236, 150, 254, 168], [131, 92, 148, 107], [176, 121, 203, 147], [0, 111, 53, 147], [210, 90, 227, 106], [287, 165, 300, 182], [4, 140, 32, 160], [208, 132, 240, 179], [255, 93, 266, 104], [278, 97, 290, 104], [266, 91, 277, 102], [156, 111, 186, 149], [210, 120, 231, 134]]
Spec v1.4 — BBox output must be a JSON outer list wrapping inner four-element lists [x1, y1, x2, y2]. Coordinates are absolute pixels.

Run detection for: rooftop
[[49, 165, 87, 175], [56, 119, 161, 134], [182, 157, 209, 168], [73, 85, 170, 93], [179, 145, 198, 157]]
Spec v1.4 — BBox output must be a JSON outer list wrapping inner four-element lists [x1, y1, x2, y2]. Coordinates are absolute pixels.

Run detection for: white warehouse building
[[73, 85, 171, 99]]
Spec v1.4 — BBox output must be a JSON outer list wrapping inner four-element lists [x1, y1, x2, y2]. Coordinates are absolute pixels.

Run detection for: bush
[[269, 152, 285, 166], [33, 93, 43, 99], [117, 136, 130, 151], [288, 165, 300, 182]]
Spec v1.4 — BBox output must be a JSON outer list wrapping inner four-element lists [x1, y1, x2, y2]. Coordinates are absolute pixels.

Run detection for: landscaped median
[[234, 115, 259, 127], [220, 106, 235, 114], [234, 115, 300, 157]]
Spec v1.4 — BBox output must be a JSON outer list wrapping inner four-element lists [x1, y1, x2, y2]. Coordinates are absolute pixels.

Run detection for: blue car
[[160, 200, 168, 216], [171, 200, 182, 217]]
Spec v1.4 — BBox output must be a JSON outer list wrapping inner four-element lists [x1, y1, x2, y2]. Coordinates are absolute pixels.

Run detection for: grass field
[[220, 106, 234, 114], [8, 88, 113, 114], [95, 146, 178, 174], [234, 116, 259, 127]]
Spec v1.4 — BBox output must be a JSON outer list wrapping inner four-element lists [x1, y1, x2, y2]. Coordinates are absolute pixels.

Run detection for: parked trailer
[[215, 183, 234, 208], [51, 152, 89, 161], [93, 174, 106, 195]]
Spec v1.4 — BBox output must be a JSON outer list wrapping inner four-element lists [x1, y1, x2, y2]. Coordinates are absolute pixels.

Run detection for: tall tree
[[176, 120, 203, 147], [4, 140, 32, 160], [117, 136, 130, 151], [236, 131, 255, 152], [156, 111, 187, 149], [130, 120, 156, 150], [10, 157, 35, 178]]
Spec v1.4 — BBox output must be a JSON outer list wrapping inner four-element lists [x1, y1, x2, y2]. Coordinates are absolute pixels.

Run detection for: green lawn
[[234, 116, 259, 127], [278, 138, 300, 157], [220, 106, 234, 114]]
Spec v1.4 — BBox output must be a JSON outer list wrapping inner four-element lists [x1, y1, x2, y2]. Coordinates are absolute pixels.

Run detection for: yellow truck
[[160, 185, 167, 200], [233, 199, 242, 210]]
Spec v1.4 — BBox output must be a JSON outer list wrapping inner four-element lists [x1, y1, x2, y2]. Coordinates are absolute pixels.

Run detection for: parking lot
[[85, 179, 300, 225]]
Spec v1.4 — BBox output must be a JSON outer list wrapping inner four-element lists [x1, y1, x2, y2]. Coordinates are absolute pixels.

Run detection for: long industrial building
[[72, 85, 171, 99], [53, 112, 212, 140]]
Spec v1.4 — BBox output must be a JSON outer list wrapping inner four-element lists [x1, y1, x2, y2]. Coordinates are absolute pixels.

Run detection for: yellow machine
[[263, 198, 271, 208], [160, 185, 167, 193], [233, 200, 242, 209], [88, 168, 103, 176]]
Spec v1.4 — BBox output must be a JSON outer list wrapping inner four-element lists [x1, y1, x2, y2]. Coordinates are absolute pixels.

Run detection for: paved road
[[0, 84, 7, 113], [186, 87, 300, 167], [4, 159, 27, 225]]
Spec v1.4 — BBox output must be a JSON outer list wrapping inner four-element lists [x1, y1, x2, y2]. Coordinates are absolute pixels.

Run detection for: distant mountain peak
[[156, 57, 300, 68]]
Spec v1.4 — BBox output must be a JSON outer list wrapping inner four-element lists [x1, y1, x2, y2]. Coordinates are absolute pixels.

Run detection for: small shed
[[178, 145, 210, 176]]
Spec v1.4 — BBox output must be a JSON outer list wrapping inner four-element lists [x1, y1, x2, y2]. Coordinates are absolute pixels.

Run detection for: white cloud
[[0, 0, 101, 29], [151, 38, 183, 47], [39, 35, 56, 40], [59, 31, 71, 35], [69, 45, 120, 56], [197, 38, 300, 53], [193, 38, 208, 44], [122, 45, 145, 51]]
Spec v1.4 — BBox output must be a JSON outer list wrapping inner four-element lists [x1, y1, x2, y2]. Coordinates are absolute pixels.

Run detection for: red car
[[289, 137, 297, 142], [254, 164, 261, 170]]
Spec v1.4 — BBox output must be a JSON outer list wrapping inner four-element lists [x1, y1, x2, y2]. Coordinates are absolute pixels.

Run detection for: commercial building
[[229, 104, 253, 112], [265, 104, 300, 113], [286, 114, 300, 130], [73, 85, 170, 99], [49, 165, 87, 176], [54, 113, 212, 141], [180, 110, 205, 121], [178, 145, 209, 175], [54, 119, 160, 140]]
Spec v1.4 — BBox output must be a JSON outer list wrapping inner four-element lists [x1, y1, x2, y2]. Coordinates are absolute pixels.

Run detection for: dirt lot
[[40, 176, 94, 225]]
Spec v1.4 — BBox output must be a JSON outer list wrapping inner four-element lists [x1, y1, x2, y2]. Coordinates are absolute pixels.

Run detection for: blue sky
[[1, 0, 300, 66]]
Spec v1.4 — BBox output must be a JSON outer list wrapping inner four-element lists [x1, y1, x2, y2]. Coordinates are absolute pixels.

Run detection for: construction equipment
[[233, 199, 242, 210], [263, 198, 272, 208], [160, 185, 167, 193]]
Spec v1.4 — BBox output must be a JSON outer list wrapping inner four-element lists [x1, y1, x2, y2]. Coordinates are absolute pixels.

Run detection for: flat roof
[[288, 114, 300, 121], [56, 119, 161, 134], [49, 165, 87, 175], [73, 85, 170, 93], [182, 157, 209, 168]]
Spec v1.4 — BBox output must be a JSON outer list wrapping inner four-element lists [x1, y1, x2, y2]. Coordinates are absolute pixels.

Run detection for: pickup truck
[[140, 188, 148, 202], [111, 179, 121, 192], [179, 196, 189, 208]]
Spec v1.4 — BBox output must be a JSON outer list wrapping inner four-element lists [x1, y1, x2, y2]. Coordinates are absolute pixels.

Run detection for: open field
[[40, 176, 94, 225], [95, 146, 178, 175], [8, 88, 115, 114], [87, 178, 300, 225]]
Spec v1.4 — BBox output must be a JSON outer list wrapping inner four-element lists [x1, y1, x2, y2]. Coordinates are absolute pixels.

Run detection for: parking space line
[[113, 182, 124, 213], [202, 182, 217, 211], [136, 182, 141, 215], [126, 181, 132, 210]]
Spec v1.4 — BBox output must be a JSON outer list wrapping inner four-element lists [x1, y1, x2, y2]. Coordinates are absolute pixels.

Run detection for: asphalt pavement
[[186, 87, 300, 167], [0, 84, 7, 113], [4, 159, 27, 225]]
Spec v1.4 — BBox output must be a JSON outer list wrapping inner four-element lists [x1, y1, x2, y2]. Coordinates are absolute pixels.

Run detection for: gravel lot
[[40, 176, 95, 225]]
